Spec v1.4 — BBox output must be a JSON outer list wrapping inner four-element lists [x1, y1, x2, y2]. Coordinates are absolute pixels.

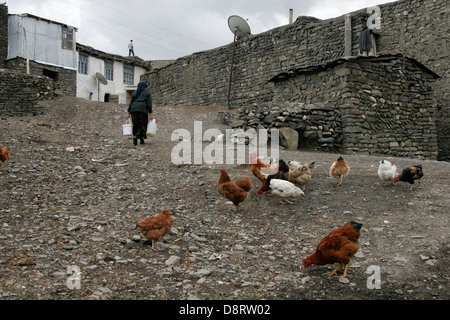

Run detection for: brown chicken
[[249, 153, 278, 184], [281, 161, 315, 191], [218, 169, 253, 213], [302, 221, 362, 278], [0, 146, 9, 168], [330, 156, 350, 186], [137, 210, 173, 250]]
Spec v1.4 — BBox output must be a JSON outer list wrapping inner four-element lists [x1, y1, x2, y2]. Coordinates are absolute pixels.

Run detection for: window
[[43, 68, 58, 80], [123, 64, 134, 85], [62, 27, 74, 50], [78, 54, 88, 75], [104, 61, 113, 81]]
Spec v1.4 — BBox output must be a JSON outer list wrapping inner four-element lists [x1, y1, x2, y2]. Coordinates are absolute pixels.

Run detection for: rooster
[[393, 165, 423, 191], [218, 169, 253, 213], [330, 156, 350, 186], [0, 146, 9, 168], [137, 210, 173, 251], [249, 153, 278, 186], [302, 221, 362, 278], [377, 160, 397, 186]]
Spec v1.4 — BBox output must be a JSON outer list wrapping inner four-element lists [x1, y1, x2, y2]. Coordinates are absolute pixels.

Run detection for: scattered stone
[[279, 127, 299, 151], [165, 256, 181, 267], [190, 234, 207, 242], [16, 257, 36, 266], [0, 96, 447, 301]]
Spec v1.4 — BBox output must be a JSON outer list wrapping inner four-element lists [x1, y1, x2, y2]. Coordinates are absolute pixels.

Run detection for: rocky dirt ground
[[0, 96, 449, 301]]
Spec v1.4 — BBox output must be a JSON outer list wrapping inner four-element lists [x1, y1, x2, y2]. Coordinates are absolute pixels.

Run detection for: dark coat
[[128, 90, 152, 114], [359, 27, 372, 53]]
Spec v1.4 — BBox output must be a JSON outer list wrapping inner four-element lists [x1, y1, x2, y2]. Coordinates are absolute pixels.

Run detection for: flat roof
[[269, 53, 440, 82]]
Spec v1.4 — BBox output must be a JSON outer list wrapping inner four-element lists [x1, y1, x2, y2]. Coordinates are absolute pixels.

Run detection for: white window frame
[[104, 61, 114, 81], [78, 54, 88, 75], [123, 64, 134, 85]]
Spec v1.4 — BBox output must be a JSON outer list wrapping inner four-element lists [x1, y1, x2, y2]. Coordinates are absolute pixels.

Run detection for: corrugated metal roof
[[14, 13, 78, 31]]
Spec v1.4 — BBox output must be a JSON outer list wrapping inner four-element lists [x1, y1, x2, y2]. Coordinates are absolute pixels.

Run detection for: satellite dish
[[94, 72, 107, 102], [228, 15, 251, 38], [95, 72, 108, 85], [227, 15, 251, 108]]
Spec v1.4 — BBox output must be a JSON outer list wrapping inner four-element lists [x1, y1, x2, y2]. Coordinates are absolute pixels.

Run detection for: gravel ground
[[0, 96, 449, 301]]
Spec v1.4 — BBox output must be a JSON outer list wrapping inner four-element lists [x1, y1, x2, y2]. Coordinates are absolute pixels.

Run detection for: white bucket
[[122, 121, 132, 136]]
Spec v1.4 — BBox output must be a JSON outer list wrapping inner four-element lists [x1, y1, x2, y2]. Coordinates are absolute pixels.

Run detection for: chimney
[[289, 9, 293, 24]]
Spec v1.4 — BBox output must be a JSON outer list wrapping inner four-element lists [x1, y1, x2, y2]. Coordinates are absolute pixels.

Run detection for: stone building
[[236, 54, 439, 159]]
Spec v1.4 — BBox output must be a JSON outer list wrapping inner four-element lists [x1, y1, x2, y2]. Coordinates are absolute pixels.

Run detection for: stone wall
[[338, 56, 438, 159], [142, 0, 449, 160], [233, 55, 439, 160], [143, 0, 448, 107], [0, 4, 8, 69], [5, 57, 76, 97], [373, 0, 449, 161], [0, 69, 57, 116], [234, 102, 341, 151]]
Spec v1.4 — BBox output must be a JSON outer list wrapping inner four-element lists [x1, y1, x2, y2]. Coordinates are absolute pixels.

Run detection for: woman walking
[[126, 81, 153, 146]]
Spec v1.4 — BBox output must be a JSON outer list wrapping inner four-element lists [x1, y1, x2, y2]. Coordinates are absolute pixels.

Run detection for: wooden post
[[344, 14, 352, 57], [227, 29, 237, 108], [23, 27, 30, 74]]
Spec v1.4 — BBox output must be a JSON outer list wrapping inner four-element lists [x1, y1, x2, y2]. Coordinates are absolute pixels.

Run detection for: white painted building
[[76, 43, 151, 104]]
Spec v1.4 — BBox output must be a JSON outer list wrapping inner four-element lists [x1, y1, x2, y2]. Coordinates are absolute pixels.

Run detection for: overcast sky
[[7, 0, 396, 61]]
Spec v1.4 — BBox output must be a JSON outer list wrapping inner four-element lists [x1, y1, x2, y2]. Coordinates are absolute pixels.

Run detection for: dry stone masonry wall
[[234, 55, 439, 159], [0, 4, 7, 69], [0, 70, 57, 116]]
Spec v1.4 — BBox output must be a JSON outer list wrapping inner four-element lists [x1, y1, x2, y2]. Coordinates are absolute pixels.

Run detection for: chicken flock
[[216, 154, 423, 278], [0, 144, 425, 279], [214, 153, 424, 278]]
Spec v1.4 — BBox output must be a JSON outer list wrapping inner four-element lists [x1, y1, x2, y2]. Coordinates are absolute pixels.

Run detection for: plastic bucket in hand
[[122, 122, 132, 136]]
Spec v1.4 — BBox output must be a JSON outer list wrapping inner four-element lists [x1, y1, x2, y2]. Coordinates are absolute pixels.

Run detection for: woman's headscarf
[[135, 81, 147, 97]]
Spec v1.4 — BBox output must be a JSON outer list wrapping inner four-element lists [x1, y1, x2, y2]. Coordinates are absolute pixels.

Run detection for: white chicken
[[268, 177, 305, 204], [377, 160, 397, 186]]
